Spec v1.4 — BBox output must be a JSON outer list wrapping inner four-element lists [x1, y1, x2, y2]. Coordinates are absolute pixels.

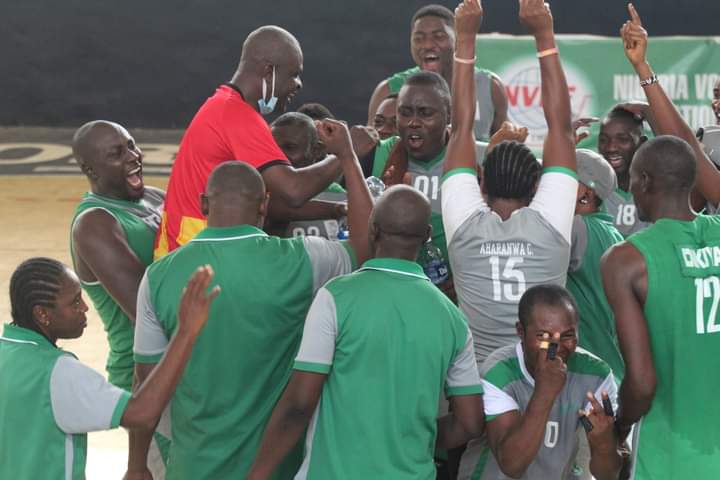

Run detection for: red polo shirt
[[155, 84, 289, 258]]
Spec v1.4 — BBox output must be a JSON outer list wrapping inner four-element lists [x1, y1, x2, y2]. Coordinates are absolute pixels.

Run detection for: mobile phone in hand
[[547, 342, 558, 360]]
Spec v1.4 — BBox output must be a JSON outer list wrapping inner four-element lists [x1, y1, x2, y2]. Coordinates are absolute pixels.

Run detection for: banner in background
[[477, 34, 720, 150]]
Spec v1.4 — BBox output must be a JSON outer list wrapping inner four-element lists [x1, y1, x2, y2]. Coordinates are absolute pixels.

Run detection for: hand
[[122, 469, 153, 480], [572, 117, 599, 144], [487, 121, 529, 154], [579, 391, 617, 448], [454, 0, 483, 38], [382, 164, 412, 187], [177, 265, 220, 337], [534, 333, 567, 400], [437, 275, 457, 303], [620, 3, 648, 68], [350, 125, 379, 158], [519, 0, 553, 36], [315, 119, 354, 158]]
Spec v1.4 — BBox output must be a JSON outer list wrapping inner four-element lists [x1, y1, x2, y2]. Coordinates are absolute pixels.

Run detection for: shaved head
[[72, 120, 126, 168], [632, 135, 696, 194], [203, 161, 268, 228], [370, 185, 431, 256], [240, 25, 302, 68]]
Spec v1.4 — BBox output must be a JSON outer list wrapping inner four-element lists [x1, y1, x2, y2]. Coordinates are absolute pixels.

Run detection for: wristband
[[453, 55, 476, 64], [640, 74, 659, 87], [536, 47, 559, 58]]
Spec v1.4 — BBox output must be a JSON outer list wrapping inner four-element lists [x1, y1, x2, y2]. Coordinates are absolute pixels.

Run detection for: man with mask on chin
[[155, 25, 346, 258]]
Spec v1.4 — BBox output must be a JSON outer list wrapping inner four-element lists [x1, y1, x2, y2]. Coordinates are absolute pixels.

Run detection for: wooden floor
[[0, 175, 168, 479]]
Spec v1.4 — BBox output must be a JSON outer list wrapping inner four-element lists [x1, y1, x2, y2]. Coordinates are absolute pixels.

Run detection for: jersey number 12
[[490, 256, 527, 302], [695, 276, 720, 334]]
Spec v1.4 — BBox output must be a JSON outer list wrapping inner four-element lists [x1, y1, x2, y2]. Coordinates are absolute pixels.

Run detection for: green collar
[[1, 323, 56, 349], [410, 145, 447, 171], [191, 224, 267, 242], [85, 191, 143, 207], [360, 258, 428, 280]]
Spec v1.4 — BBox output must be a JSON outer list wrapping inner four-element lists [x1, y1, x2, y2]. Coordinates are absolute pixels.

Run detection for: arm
[[262, 157, 342, 209], [489, 74, 509, 135], [444, 0, 483, 174], [268, 198, 346, 222], [583, 392, 623, 480], [600, 241, 656, 440], [247, 372, 326, 480], [316, 118, 374, 265], [367, 79, 392, 126], [72, 209, 146, 321], [437, 394, 485, 449], [621, 4, 720, 205]]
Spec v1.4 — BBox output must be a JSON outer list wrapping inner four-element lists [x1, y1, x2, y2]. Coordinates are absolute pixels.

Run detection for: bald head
[[206, 161, 265, 203], [240, 25, 302, 68], [370, 185, 431, 256], [632, 135, 696, 194], [72, 120, 126, 168]]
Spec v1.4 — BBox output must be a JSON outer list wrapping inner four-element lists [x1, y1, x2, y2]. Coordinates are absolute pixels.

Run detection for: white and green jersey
[[603, 187, 651, 237], [471, 343, 617, 480], [134, 225, 355, 480], [441, 168, 578, 363], [285, 183, 347, 240], [0, 324, 130, 480], [292, 258, 482, 480]]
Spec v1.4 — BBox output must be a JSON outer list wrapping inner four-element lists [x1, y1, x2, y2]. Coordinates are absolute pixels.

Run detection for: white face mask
[[257, 66, 278, 115]]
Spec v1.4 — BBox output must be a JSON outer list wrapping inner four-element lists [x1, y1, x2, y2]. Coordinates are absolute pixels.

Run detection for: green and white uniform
[[0, 324, 130, 480], [441, 168, 578, 364], [371, 137, 487, 264], [292, 258, 482, 479], [626, 215, 720, 479], [468, 343, 617, 480], [134, 225, 355, 480], [285, 183, 346, 240], [567, 213, 625, 379], [70, 189, 163, 390], [387, 66, 496, 141], [603, 187, 651, 237]]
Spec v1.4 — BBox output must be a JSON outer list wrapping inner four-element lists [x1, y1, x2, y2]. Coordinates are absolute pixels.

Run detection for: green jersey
[[134, 225, 355, 480], [70, 189, 163, 390], [371, 137, 487, 265], [293, 258, 482, 479], [285, 183, 346, 240], [0, 324, 129, 480], [567, 213, 625, 379], [627, 215, 720, 480], [387, 66, 496, 141]]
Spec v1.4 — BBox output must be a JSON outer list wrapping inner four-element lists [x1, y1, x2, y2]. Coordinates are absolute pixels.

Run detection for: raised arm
[[600, 242, 656, 441], [443, 0, 483, 174], [316, 118, 374, 264], [261, 157, 342, 209], [520, 0, 575, 171], [621, 3, 720, 205]]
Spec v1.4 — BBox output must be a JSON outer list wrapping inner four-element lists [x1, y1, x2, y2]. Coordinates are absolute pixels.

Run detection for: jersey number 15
[[490, 256, 527, 302]]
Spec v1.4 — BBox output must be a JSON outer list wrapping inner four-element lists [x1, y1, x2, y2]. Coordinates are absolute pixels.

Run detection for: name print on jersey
[[481, 242, 535, 302]]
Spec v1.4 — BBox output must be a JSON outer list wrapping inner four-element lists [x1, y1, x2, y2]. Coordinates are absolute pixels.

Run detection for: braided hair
[[483, 140, 542, 201], [9, 257, 66, 331]]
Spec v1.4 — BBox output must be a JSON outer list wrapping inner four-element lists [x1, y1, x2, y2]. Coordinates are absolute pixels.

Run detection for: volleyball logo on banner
[[499, 57, 596, 149]]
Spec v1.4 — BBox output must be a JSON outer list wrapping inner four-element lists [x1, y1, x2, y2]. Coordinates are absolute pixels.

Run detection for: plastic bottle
[[419, 240, 449, 285], [337, 177, 386, 240]]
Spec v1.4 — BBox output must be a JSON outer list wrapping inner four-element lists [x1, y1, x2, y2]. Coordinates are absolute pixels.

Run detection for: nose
[[80, 297, 89, 313], [295, 77, 303, 91]]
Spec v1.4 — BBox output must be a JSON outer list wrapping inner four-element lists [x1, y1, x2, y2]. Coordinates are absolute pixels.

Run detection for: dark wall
[[2, 0, 718, 128]]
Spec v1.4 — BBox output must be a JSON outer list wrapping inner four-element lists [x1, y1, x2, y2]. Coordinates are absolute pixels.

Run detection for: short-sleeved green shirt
[[134, 225, 355, 479], [293, 258, 482, 479]]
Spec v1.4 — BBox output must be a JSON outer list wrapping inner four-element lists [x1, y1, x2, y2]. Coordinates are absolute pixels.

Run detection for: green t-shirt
[[293, 258, 482, 479], [134, 225, 355, 479], [70, 190, 162, 390], [567, 213, 625, 379], [627, 215, 720, 480]]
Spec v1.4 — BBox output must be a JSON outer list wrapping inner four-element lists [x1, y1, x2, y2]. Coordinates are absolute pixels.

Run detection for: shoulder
[[567, 347, 612, 379], [481, 345, 523, 386], [72, 207, 122, 241], [387, 67, 420, 93]]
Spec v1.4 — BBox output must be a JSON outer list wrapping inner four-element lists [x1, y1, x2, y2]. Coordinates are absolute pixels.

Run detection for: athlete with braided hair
[[441, 2, 578, 475]]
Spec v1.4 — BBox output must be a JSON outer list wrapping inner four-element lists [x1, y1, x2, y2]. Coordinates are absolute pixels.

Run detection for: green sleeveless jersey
[[628, 215, 720, 479], [70, 190, 162, 389], [386, 66, 496, 141], [567, 213, 624, 379]]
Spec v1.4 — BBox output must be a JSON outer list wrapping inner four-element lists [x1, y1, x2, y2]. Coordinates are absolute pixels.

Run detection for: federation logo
[[500, 57, 595, 149]]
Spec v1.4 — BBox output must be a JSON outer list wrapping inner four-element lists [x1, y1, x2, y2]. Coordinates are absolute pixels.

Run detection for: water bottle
[[419, 240, 449, 285], [338, 177, 386, 240]]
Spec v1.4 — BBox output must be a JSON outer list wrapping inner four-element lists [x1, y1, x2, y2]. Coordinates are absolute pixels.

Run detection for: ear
[[515, 321, 524, 339], [425, 224, 432, 243], [200, 194, 209, 217], [640, 171, 653, 193], [261, 63, 275, 80], [258, 192, 271, 219], [32, 305, 50, 327]]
